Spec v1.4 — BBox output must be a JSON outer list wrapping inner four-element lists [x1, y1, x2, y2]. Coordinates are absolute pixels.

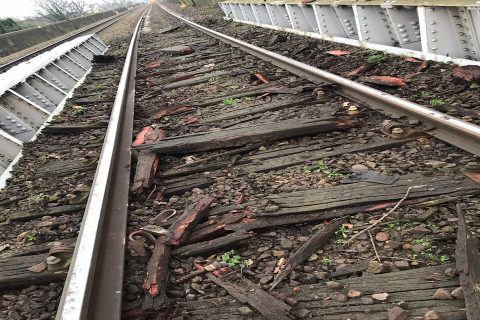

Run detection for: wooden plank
[[206, 272, 292, 320], [242, 138, 410, 173], [151, 69, 249, 94], [188, 212, 248, 243], [0, 254, 66, 290], [43, 123, 108, 133], [144, 118, 357, 155], [164, 196, 214, 246], [163, 176, 215, 196], [0, 238, 76, 259], [9, 204, 86, 222], [455, 204, 480, 319], [172, 231, 253, 258], [270, 219, 343, 290], [203, 97, 315, 122], [133, 127, 166, 193], [143, 236, 171, 311], [257, 175, 479, 217]]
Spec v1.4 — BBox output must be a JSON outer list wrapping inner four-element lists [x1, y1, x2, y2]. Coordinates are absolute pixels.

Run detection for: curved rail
[[55, 5, 149, 320], [0, 6, 140, 73], [161, 5, 480, 157]]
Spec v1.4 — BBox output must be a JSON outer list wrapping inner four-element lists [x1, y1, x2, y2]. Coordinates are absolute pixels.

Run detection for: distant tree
[[34, 0, 88, 21], [0, 18, 22, 34], [95, 0, 144, 11]]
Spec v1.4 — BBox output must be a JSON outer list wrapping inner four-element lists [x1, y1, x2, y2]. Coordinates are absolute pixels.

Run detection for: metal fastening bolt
[[47, 256, 61, 266], [16, 124, 21, 127], [6, 116, 11, 120], [363, 23, 367, 26], [347, 106, 359, 115], [432, 47, 437, 50], [465, 162, 480, 171], [11, 119, 16, 123], [392, 127, 404, 134], [399, 28, 406, 32], [431, 39, 437, 42], [365, 36, 370, 40], [430, 21, 436, 25], [402, 34, 409, 38]]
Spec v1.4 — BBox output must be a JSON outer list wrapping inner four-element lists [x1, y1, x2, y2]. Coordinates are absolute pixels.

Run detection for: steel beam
[[219, 1, 480, 65], [0, 34, 108, 183]]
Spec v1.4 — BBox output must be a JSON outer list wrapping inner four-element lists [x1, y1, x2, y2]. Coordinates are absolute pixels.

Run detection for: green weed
[[72, 105, 86, 116], [335, 225, 350, 239], [222, 97, 236, 106], [386, 220, 415, 231], [303, 160, 343, 180], [220, 250, 245, 267], [320, 257, 333, 266], [412, 239, 449, 263], [367, 54, 385, 64], [429, 98, 445, 107], [26, 234, 37, 242]]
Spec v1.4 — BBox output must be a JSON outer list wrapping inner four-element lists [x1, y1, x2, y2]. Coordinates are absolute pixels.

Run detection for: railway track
[[1, 2, 480, 320]]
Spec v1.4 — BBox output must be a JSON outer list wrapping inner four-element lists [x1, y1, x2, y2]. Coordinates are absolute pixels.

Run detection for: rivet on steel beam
[[432, 47, 437, 50], [365, 36, 370, 40], [402, 34, 409, 38], [431, 30, 437, 33], [399, 28, 406, 32], [431, 39, 437, 42]]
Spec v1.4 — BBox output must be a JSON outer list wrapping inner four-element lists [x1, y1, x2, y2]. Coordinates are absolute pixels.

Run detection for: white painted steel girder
[[219, 1, 480, 65], [0, 34, 108, 181]]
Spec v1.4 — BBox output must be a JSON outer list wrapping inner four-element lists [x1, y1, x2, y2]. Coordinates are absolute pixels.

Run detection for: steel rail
[[0, 6, 141, 73], [55, 5, 149, 320], [161, 5, 480, 157]]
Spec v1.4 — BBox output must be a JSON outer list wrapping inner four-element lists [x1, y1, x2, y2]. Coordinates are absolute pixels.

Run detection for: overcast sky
[[0, 0, 111, 19]]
